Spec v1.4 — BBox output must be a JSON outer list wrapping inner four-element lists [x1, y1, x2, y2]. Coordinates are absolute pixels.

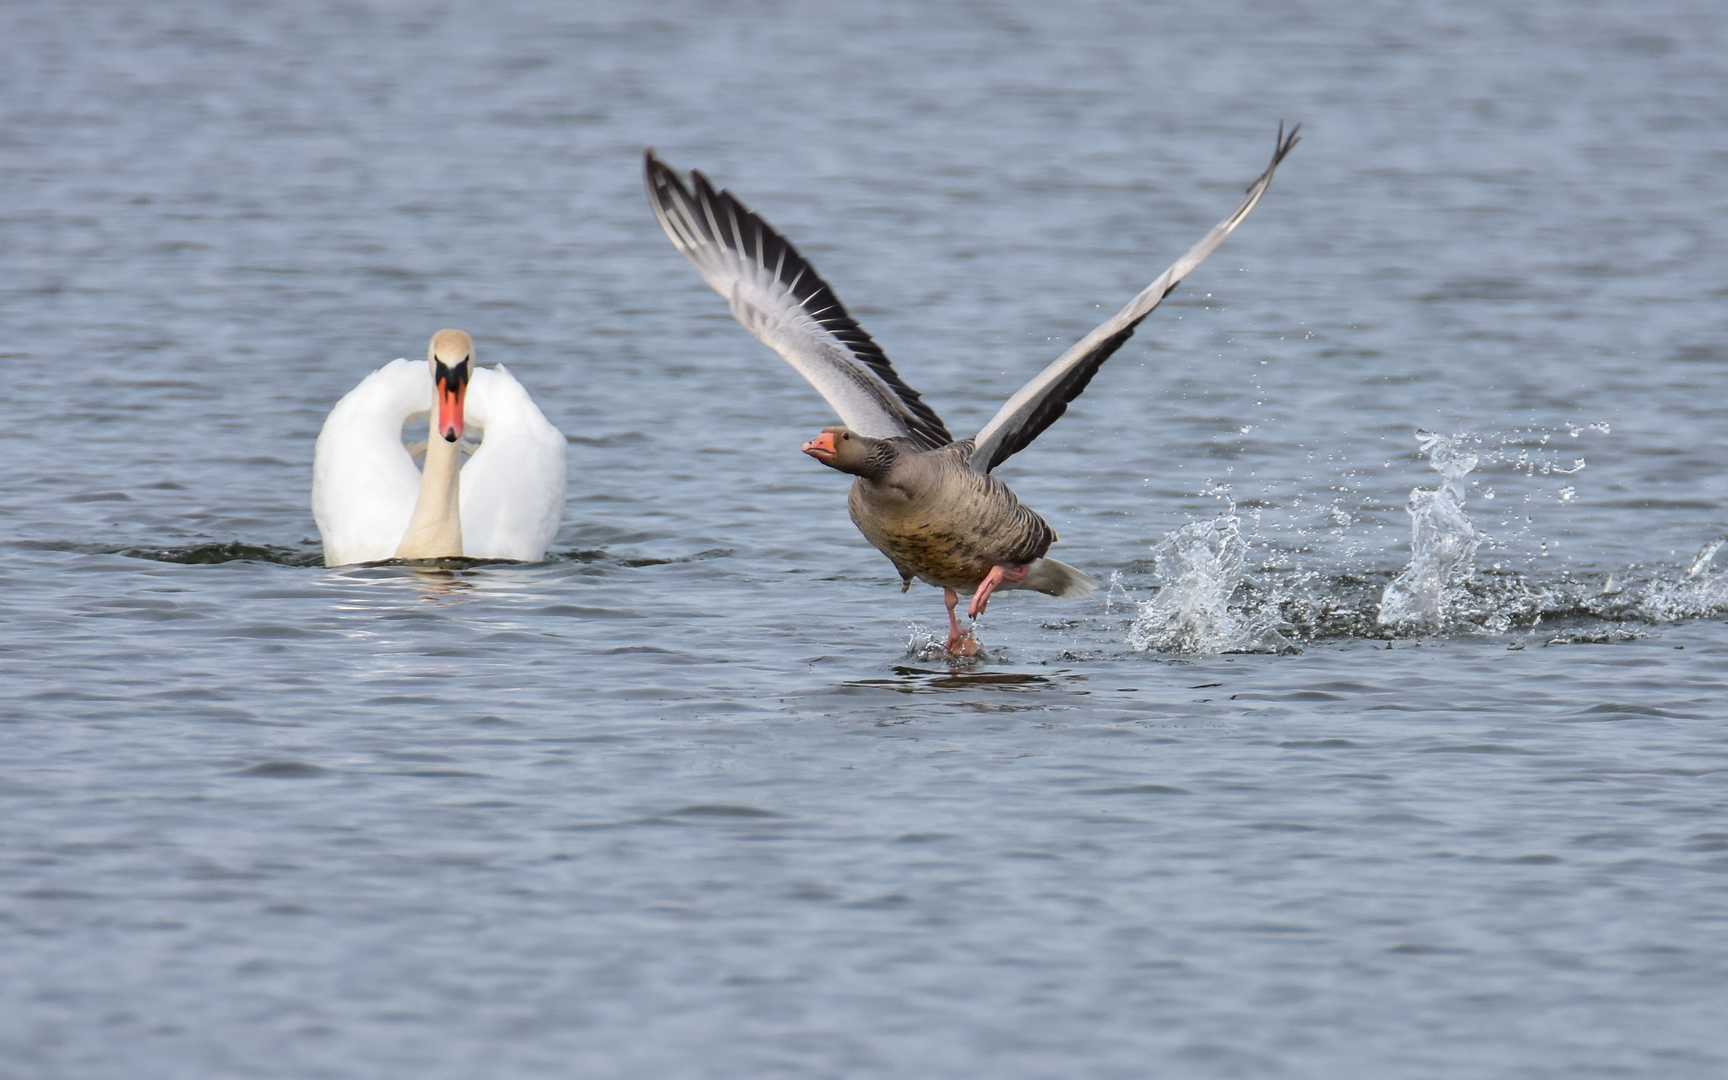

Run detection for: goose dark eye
[[841, 433, 850, 441]]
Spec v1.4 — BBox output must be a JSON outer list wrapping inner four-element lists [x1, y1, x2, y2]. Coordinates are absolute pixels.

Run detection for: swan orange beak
[[801, 431, 837, 464], [434, 362, 468, 442]]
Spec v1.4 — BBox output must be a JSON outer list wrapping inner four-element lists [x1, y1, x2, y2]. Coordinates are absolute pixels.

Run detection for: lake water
[[4, 1, 1728, 1076]]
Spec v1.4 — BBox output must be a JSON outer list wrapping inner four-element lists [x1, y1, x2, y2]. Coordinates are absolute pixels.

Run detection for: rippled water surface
[[5, 1, 1728, 1076]]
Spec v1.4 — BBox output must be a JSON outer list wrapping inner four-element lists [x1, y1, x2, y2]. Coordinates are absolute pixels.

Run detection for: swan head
[[801, 427, 896, 480], [427, 329, 474, 443]]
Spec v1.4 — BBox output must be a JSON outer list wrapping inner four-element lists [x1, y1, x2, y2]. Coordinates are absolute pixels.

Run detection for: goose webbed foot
[[966, 563, 1031, 620]]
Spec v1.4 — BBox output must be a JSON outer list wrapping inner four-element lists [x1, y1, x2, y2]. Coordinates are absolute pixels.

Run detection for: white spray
[[1378, 431, 1481, 632]]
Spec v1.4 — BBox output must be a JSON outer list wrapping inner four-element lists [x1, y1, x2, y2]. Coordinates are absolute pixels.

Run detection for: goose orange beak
[[801, 431, 837, 463]]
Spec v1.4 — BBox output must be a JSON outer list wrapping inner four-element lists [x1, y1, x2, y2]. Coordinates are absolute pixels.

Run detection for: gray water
[[5, 1, 1728, 1076]]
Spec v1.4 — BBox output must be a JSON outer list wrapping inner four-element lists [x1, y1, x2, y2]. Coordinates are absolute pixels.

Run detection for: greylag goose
[[645, 126, 1298, 653]]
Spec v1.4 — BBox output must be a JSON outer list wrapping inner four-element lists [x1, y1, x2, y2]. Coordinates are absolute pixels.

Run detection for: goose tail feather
[[1012, 557, 1096, 599]]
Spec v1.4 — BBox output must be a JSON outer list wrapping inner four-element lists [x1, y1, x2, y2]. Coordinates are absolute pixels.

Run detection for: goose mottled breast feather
[[847, 444, 1056, 591]]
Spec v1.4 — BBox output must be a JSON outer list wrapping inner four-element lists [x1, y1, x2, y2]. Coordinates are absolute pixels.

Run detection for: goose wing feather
[[645, 152, 952, 449], [968, 123, 1300, 474]]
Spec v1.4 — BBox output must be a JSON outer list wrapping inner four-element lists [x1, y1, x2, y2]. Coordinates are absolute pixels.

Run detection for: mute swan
[[646, 125, 1297, 653], [312, 329, 567, 567]]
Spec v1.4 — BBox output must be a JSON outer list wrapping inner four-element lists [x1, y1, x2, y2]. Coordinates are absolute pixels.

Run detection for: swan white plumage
[[312, 329, 567, 566]]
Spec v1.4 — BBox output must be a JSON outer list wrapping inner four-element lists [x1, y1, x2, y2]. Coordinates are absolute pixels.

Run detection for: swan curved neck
[[395, 418, 463, 559]]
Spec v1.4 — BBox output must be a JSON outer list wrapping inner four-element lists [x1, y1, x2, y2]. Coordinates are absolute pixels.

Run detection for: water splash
[[903, 623, 989, 665], [1128, 499, 1290, 654], [1378, 432, 1483, 632], [1628, 537, 1728, 623], [1686, 537, 1726, 579], [1103, 423, 1726, 648]]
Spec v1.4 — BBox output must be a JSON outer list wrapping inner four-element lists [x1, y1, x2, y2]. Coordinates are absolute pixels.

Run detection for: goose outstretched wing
[[646, 153, 952, 449], [968, 123, 1300, 474]]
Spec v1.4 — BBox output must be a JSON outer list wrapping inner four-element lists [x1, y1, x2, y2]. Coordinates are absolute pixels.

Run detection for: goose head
[[801, 427, 896, 480], [428, 328, 474, 443]]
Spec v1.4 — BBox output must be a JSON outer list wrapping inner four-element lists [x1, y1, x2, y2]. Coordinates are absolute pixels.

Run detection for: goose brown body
[[845, 441, 1055, 593]]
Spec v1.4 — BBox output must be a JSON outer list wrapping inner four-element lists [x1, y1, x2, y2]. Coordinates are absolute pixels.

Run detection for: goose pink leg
[[967, 563, 1031, 619], [943, 588, 979, 657]]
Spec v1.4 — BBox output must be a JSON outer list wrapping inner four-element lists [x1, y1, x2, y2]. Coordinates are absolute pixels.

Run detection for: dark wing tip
[[689, 169, 723, 208], [644, 150, 685, 206], [644, 151, 702, 258], [1250, 122, 1302, 192]]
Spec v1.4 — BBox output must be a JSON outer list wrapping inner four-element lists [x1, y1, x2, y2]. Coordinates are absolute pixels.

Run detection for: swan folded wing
[[458, 366, 568, 562], [644, 152, 952, 450], [968, 123, 1301, 475], [311, 359, 428, 566]]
